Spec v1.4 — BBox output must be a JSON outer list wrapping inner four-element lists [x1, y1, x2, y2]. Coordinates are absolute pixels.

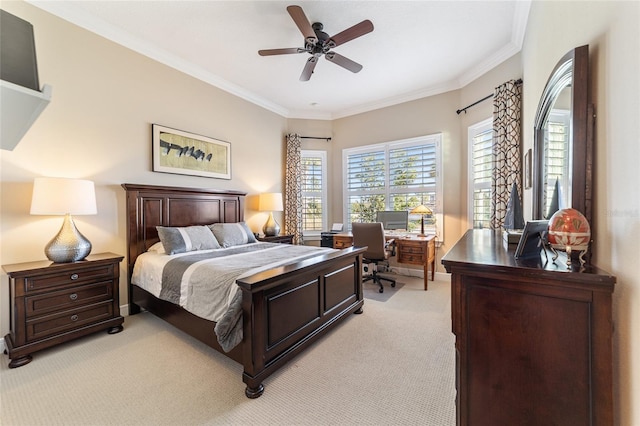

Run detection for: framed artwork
[[524, 148, 532, 189], [152, 124, 231, 179]]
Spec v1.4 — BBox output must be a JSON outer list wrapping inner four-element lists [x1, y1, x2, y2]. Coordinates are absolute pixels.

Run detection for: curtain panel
[[490, 80, 522, 230], [285, 133, 303, 244]]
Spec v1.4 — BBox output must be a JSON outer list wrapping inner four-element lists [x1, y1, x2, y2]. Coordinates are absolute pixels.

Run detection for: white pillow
[[147, 241, 165, 254]]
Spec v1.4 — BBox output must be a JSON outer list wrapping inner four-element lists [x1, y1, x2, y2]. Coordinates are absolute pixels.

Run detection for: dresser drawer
[[26, 301, 114, 342], [25, 281, 113, 317], [23, 264, 115, 293]]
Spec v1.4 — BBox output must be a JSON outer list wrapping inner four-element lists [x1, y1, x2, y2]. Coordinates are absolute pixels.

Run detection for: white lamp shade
[[30, 177, 97, 215], [258, 192, 283, 212]]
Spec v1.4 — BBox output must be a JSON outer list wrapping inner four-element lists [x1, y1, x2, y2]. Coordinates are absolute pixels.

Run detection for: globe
[[547, 208, 591, 268]]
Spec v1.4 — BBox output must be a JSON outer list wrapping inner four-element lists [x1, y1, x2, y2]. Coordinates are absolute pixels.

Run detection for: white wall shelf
[[1, 79, 52, 151]]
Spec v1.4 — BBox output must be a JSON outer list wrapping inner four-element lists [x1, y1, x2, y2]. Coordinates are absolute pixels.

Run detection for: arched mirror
[[533, 45, 593, 225]]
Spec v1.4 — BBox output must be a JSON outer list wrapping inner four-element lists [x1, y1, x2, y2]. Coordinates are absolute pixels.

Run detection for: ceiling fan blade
[[287, 5, 317, 44], [300, 57, 318, 81], [325, 52, 363, 73], [328, 19, 374, 48], [258, 48, 305, 56]]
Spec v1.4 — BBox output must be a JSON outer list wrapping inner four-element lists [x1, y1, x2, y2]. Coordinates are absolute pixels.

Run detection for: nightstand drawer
[[25, 281, 113, 317], [24, 264, 115, 293], [26, 301, 114, 342]]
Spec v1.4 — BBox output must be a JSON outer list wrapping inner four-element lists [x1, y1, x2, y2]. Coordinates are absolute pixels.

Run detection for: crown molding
[[27, 1, 290, 117], [28, 0, 531, 121]]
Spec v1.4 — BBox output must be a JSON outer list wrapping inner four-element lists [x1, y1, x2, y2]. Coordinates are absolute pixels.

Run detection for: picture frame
[[524, 148, 532, 189], [514, 219, 549, 259], [152, 124, 231, 179]]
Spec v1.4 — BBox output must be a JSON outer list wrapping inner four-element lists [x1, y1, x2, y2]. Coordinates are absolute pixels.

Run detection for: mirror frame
[[532, 45, 593, 225]]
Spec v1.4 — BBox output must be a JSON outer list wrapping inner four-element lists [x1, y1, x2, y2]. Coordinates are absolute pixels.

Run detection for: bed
[[122, 183, 365, 398]]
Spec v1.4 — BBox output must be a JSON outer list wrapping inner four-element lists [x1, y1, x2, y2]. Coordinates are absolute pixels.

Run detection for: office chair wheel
[[378, 287, 384, 293], [391, 282, 396, 287]]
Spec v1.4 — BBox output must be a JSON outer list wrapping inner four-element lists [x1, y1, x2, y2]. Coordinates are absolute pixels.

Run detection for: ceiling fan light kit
[[258, 5, 374, 81]]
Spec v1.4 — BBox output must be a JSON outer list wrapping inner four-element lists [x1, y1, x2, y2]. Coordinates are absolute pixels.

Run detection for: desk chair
[[352, 222, 396, 293]]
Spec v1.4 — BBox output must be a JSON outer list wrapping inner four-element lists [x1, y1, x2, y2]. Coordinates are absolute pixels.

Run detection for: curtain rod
[[300, 136, 332, 142], [456, 78, 523, 115]]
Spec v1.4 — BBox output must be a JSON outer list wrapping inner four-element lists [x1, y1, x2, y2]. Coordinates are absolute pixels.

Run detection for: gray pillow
[[208, 222, 257, 248], [156, 225, 220, 255]]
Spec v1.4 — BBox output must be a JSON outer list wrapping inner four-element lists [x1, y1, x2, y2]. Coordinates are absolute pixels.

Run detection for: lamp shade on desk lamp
[[30, 177, 97, 263], [258, 192, 283, 237]]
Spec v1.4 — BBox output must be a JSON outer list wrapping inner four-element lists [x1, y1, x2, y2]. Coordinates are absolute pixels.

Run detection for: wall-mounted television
[[375, 211, 408, 230], [1, 10, 40, 91]]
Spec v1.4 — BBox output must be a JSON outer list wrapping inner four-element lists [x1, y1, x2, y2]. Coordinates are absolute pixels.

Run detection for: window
[[343, 134, 442, 237], [468, 119, 493, 229], [301, 150, 327, 237], [544, 110, 570, 213]]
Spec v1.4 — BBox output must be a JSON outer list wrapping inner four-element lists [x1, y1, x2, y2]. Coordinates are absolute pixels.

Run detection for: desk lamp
[[30, 177, 97, 263], [258, 192, 283, 237], [410, 205, 433, 237]]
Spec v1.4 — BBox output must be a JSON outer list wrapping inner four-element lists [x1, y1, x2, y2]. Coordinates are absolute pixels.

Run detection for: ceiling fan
[[258, 5, 374, 81]]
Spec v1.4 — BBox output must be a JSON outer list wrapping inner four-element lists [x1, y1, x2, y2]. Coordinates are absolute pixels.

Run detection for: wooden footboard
[[130, 246, 364, 398], [238, 246, 364, 397], [122, 183, 364, 398]]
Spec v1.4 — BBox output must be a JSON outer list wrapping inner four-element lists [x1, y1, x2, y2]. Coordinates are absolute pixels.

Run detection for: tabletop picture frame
[[514, 220, 549, 259], [152, 124, 231, 179]]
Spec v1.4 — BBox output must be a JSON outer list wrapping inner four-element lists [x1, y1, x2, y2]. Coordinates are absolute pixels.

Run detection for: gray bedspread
[[157, 243, 333, 352]]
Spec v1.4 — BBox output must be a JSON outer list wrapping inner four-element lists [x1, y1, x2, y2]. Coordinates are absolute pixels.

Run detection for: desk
[[333, 233, 436, 290]]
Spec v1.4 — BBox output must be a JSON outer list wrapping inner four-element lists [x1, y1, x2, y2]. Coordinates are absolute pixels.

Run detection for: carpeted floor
[[0, 274, 455, 426], [362, 276, 405, 302]]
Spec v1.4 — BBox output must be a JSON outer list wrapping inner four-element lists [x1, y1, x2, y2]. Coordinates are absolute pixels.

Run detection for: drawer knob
[[71, 314, 79, 322], [70, 273, 79, 280], [69, 293, 78, 301]]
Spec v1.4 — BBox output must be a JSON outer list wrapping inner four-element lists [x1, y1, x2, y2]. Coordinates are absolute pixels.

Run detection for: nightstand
[[256, 234, 294, 244], [2, 252, 124, 368]]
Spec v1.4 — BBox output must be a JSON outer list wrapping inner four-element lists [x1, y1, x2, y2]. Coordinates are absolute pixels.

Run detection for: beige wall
[[1, 1, 638, 423], [330, 53, 523, 267], [523, 2, 640, 424], [0, 1, 288, 331]]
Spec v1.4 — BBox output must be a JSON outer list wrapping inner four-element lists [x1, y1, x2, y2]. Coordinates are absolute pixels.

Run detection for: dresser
[[442, 230, 615, 426], [2, 252, 124, 368]]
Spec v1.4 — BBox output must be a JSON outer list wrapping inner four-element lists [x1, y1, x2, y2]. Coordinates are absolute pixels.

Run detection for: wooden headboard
[[122, 183, 246, 278]]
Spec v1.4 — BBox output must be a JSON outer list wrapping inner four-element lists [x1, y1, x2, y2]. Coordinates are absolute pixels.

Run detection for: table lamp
[[410, 205, 433, 237], [30, 177, 97, 263], [258, 192, 283, 237]]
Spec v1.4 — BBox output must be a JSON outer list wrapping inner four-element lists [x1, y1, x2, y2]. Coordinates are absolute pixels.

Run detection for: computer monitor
[[375, 211, 409, 230]]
